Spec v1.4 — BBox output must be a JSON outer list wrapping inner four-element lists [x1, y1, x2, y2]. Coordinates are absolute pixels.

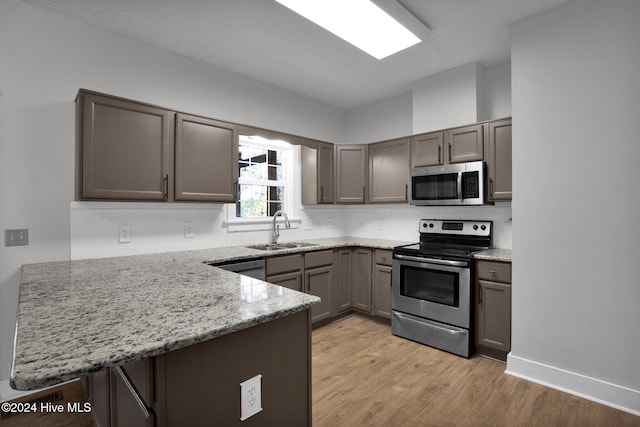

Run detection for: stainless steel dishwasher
[[208, 258, 265, 280]]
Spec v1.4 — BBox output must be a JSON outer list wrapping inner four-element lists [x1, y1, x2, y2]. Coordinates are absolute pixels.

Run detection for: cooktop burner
[[393, 219, 493, 260]]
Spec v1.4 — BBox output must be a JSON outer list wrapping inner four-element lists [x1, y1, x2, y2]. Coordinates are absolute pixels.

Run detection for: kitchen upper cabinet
[[76, 90, 237, 203], [174, 113, 238, 202], [476, 260, 512, 362], [368, 138, 410, 203], [487, 118, 512, 201], [335, 145, 367, 203], [447, 124, 485, 164], [410, 124, 484, 167], [352, 248, 373, 313], [301, 141, 334, 204], [411, 131, 444, 168], [373, 250, 393, 319], [76, 91, 174, 201]]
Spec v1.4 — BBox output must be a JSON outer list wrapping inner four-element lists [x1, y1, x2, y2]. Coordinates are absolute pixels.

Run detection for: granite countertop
[[474, 248, 512, 262], [11, 237, 410, 391]]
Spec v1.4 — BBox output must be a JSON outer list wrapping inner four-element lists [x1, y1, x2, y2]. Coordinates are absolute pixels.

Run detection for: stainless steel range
[[392, 219, 492, 357]]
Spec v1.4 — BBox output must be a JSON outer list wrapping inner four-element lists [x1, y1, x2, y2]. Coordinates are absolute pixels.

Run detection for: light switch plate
[[5, 229, 29, 246], [185, 222, 195, 239]]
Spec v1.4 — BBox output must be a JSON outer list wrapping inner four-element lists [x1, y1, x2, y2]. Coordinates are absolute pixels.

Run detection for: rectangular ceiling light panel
[[275, 0, 421, 59]]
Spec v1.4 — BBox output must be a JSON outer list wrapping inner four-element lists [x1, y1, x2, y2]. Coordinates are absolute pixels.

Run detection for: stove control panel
[[419, 219, 492, 237]]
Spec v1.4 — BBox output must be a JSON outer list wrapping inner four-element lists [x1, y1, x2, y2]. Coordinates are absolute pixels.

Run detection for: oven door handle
[[393, 254, 468, 267], [393, 312, 466, 335]]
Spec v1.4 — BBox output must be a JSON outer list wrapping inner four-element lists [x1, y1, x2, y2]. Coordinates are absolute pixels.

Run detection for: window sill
[[225, 217, 301, 233]]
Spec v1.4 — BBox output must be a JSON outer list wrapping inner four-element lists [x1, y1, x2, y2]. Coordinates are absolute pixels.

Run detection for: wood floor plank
[[312, 315, 640, 427]]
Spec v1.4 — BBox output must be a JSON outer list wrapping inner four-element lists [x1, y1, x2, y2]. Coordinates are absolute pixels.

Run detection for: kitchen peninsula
[[10, 237, 407, 426]]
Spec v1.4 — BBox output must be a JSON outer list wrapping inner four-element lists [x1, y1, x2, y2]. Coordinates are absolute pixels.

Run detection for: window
[[237, 136, 291, 218]]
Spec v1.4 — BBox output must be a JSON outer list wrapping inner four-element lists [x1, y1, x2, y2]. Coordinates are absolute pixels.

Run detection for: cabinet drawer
[[266, 254, 303, 275], [374, 249, 393, 266], [477, 261, 511, 283], [305, 249, 333, 269]]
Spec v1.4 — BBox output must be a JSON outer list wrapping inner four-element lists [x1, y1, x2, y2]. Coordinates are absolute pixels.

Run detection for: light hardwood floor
[[3, 316, 639, 426], [312, 316, 640, 427]]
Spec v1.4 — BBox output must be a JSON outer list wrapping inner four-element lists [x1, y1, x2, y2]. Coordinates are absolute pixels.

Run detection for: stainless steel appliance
[[392, 219, 492, 357], [208, 258, 265, 280], [409, 161, 486, 206]]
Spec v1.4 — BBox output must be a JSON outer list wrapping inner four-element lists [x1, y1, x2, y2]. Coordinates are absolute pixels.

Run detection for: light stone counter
[[11, 237, 411, 391], [474, 248, 512, 262]]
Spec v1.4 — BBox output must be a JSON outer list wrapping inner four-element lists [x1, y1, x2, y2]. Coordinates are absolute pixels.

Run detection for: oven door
[[392, 255, 471, 328]]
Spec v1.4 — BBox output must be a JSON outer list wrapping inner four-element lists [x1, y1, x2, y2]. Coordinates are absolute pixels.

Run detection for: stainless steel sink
[[246, 242, 318, 251]]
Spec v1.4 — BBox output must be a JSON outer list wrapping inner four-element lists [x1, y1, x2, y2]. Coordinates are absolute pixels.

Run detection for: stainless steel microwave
[[409, 161, 486, 206]]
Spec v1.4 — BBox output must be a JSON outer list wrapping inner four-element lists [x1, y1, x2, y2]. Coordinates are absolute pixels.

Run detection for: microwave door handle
[[394, 254, 468, 267], [457, 171, 463, 201]]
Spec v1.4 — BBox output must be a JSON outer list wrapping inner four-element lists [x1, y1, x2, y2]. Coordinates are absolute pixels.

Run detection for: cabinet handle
[[320, 185, 324, 203], [448, 143, 452, 163], [163, 174, 169, 200], [405, 184, 408, 201], [489, 178, 494, 197], [438, 145, 442, 164]]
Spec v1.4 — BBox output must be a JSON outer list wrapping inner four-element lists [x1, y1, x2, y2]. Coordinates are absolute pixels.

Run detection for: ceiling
[[21, 0, 567, 110]]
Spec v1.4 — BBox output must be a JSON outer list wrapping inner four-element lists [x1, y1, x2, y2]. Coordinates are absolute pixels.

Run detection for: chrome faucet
[[271, 210, 290, 244]]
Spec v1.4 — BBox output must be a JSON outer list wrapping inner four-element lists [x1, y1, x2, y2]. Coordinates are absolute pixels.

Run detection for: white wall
[[345, 92, 413, 144], [482, 64, 512, 121], [509, 0, 640, 414], [412, 62, 482, 133], [0, 0, 346, 388]]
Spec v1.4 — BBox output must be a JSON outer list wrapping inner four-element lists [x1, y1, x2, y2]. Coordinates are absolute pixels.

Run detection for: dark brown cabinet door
[[487, 119, 512, 201], [335, 249, 352, 313], [174, 113, 238, 202], [335, 145, 367, 203], [368, 138, 410, 203], [446, 124, 484, 164], [110, 367, 154, 427], [373, 264, 392, 319], [411, 131, 444, 167], [317, 142, 334, 203], [77, 92, 173, 201], [477, 280, 512, 354], [352, 248, 372, 313], [305, 265, 333, 323]]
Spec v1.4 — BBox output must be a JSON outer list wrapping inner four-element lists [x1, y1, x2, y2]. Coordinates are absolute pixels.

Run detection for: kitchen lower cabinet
[[304, 250, 334, 323], [267, 254, 303, 292], [372, 250, 393, 319], [368, 138, 410, 203], [335, 249, 353, 313], [86, 311, 312, 426], [352, 248, 373, 313], [476, 260, 512, 362], [487, 118, 512, 201], [110, 367, 154, 427]]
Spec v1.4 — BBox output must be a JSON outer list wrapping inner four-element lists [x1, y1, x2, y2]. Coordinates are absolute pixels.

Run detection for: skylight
[[275, 0, 421, 60]]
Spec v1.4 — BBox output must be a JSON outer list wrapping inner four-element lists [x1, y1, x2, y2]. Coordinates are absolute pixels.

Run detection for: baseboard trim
[[506, 353, 640, 416]]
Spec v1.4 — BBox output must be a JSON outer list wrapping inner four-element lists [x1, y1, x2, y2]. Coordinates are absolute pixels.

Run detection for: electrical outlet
[[185, 222, 195, 239], [118, 225, 131, 244], [328, 216, 334, 229], [377, 218, 384, 230], [5, 229, 29, 246], [240, 374, 263, 421]]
